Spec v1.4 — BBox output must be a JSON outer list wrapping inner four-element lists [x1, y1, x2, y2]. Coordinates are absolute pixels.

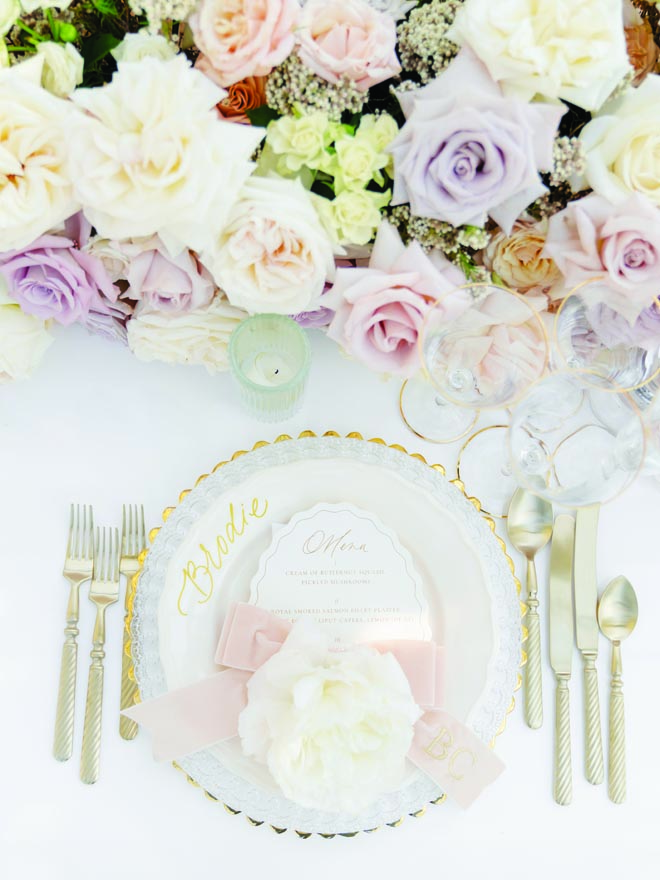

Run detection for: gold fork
[[80, 527, 120, 784], [119, 504, 146, 740], [54, 504, 94, 762]]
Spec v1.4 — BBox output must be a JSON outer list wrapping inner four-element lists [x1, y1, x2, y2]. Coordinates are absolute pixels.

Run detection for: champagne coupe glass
[[508, 370, 646, 507], [400, 283, 548, 443], [554, 279, 660, 393]]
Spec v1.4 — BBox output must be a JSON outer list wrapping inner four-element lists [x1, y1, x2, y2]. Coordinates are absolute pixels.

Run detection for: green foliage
[[246, 105, 281, 128], [81, 33, 121, 66], [90, 0, 121, 17]]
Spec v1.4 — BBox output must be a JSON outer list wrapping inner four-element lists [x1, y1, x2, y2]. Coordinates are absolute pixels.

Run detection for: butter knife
[[550, 514, 575, 806], [574, 504, 604, 785]]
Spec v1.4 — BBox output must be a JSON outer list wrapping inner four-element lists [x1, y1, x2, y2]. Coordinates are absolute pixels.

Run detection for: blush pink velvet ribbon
[[124, 603, 504, 808]]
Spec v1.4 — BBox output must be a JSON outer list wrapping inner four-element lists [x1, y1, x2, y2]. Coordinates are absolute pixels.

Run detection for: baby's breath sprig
[[265, 54, 367, 120], [548, 136, 586, 187], [396, 0, 463, 83]]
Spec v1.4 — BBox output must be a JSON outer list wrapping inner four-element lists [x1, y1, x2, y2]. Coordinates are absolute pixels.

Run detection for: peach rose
[[189, 0, 299, 87], [219, 76, 268, 123], [297, 0, 401, 92], [484, 221, 561, 294]]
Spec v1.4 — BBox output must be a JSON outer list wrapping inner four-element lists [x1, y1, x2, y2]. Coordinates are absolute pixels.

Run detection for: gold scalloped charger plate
[[128, 431, 523, 837]]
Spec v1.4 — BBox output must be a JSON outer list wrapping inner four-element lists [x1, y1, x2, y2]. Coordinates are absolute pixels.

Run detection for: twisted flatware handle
[[608, 664, 626, 804], [583, 654, 604, 785], [80, 652, 105, 784], [524, 559, 543, 729], [119, 616, 138, 741], [53, 632, 78, 762], [554, 676, 572, 805]]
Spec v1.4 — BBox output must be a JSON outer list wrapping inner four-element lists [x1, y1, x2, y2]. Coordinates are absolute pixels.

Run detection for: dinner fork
[[80, 527, 120, 784], [119, 504, 147, 741], [53, 504, 94, 762]]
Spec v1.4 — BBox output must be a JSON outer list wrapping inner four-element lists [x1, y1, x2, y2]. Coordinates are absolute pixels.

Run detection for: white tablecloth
[[1, 327, 659, 879]]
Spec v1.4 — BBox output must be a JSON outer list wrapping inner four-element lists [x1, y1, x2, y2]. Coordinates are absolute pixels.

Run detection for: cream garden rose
[[448, 0, 630, 111], [204, 176, 335, 314], [127, 295, 245, 372], [579, 75, 660, 208], [238, 621, 420, 814], [68, 55, 263, 253], [111, 30, 178, 64], [1, 0, 19, 36], [484, 221, 560, 294], [36, 41, 84, 97], [0, 58, 79, 252], [0, 278, 53, 384]]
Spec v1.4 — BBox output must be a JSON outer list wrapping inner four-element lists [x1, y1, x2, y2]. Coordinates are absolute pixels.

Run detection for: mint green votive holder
[[228, 314, 312, 422]]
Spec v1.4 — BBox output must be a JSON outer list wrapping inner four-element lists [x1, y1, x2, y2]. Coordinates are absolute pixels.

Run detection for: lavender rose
[[117, 236, 215, 312], [0, 216, 118, 326], [544, 193, 660, 322], [587, 301, 660, 353], [388, 50, 564, 232]]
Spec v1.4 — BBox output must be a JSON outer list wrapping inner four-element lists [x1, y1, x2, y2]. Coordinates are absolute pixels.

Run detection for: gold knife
[[549, 514, 575, 806], [574, 505, 604, 785]]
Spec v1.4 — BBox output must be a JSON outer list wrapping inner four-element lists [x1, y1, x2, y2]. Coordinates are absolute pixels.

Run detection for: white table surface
[[1, 327, 659, 880]]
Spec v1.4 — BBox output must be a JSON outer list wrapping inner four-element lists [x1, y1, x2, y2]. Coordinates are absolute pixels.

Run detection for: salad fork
[[53, 504, 94, 762], [80, 527, 120, 784], [119, 504, 147, 741]]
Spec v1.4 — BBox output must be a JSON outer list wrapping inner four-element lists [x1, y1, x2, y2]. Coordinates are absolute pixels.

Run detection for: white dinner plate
[[131, 435, 521, 835]]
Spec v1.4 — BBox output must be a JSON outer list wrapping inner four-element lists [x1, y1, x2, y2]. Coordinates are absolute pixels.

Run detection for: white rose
[[111, 30, 178, 64], [36, 41, 83, 97], [447, 0, 630, 111], [204, 176, 335, 315], [0, 279, 54, 383], [69, 55, 263, 252], [239, 621, 420, 814], [127, 295, 246, 372], [1, 0, 19, 37], [578, 75, 660, 207], [0, 59, 79, 252]]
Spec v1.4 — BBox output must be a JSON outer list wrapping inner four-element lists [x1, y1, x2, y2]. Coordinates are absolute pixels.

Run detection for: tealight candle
[[229, 314, 312, 422]]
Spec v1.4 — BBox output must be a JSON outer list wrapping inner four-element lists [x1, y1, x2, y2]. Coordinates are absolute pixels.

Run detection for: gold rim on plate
[[125, 429, 526, 838]]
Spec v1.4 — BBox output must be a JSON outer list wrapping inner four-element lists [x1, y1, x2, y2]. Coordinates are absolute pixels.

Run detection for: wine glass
[[554, 279, 660, 393], [508, 370, 646, 506], [400, 283, 548, 443]]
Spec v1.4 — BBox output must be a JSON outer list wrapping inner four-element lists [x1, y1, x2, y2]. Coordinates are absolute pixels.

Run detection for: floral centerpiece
[[2, 0, 660, 385]]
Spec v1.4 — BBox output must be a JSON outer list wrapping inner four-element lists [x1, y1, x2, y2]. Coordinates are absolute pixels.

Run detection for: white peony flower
[[68, 55, 264, 253], [0, 277, 54, 383], [239, 621, 420, 814], [578, 75, 660, 207], [203, 176, 335, 315], [36, 41, 84, 97], [127, 295, 246, 372], [111, 30, 178, 64], [1, 0, 19, 37], [447, 0, 630, 111], [0, 58, 80, 252]]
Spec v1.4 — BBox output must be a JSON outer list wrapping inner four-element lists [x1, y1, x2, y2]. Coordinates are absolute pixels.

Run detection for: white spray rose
[[239, 621, 420, 814], [36, 41, 83, 97], [68, 55, 263, 253], [203, 176, 335, 315], [447, 0, 630, 111], [0, 58, 79, 252], [0, 279, 54, 384], [578, 75, 660, 208], [1, 0, 19, 37], [111, 30, 178, 64], [127, 295, 246, 372]]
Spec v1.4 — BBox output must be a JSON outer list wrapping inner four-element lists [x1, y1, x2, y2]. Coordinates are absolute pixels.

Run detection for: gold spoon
[[507, 488, 554, 729], [597, 576, 639, 804]]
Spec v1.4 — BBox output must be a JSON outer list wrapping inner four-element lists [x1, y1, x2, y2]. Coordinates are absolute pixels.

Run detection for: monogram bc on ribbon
[[124, 603, 504, 808]]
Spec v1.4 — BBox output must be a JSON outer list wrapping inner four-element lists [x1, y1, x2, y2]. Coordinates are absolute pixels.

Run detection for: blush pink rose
[[297, 0, 401, 91], [544, 192, 660, 321], [189, 0, 299, 87], [325, 221, 464, 376]]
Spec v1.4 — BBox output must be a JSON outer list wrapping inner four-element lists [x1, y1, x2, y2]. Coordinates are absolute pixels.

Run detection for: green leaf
[[91, 0, 120, 15], [245, 105, 280, 128], [81, 33, 121, 66]]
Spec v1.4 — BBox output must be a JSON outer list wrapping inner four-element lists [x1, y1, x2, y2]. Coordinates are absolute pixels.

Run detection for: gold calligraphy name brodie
[[178, 498, 269, 616]]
